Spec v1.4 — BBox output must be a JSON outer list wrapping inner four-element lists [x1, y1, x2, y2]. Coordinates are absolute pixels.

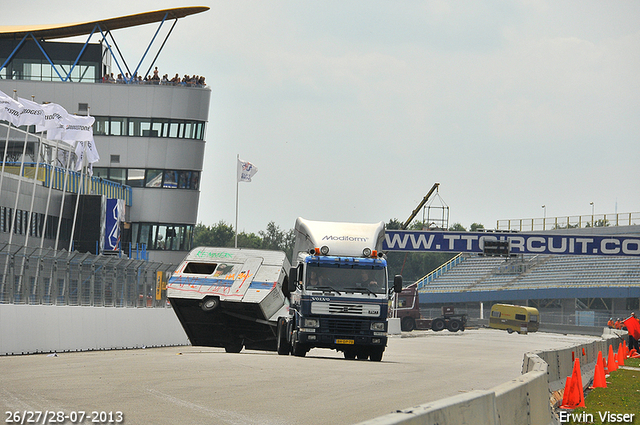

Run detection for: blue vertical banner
[[105, 198, 124, 252]]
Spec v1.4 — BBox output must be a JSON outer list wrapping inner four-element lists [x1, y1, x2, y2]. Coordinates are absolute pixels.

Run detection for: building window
[[163, 170, 178, 188], [93, 116, 205, 140], [94, 117, 108, 135], [131, 222, 193, 251], [109, 168, 126, 186], [145, 169, 163, 188], [87, 167, 199, 190], [127, 169, 145, 187], [110, 117, 128, 136]]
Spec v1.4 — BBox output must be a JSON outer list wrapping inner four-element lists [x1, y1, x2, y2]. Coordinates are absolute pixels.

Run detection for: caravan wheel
[[201, 297, 219, 311]]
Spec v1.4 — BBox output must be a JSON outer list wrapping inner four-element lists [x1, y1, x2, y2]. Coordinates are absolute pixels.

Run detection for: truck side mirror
[[288, 267, 298, 292], [393, 275, 403, 293]]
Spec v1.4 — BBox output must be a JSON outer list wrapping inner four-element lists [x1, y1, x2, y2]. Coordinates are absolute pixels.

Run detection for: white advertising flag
[[38, 102, 69, 132], [0, 90, 23, 126], [237, 158, 258, 182], [74, 135, 100, 173], [17, 97, 45, 127], [61, 114, 95, 142], [64, 115, 98, 173]]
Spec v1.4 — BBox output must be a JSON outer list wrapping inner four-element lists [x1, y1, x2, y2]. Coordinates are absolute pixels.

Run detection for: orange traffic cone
[[608, 345, 618, 372], [630, 348, 638, 358], [617, 343, 625, 367], [596, 350, 605, 374], [592, 356, 607, 388], [560, 359, 586, 409], [560, 376, 573, 407]]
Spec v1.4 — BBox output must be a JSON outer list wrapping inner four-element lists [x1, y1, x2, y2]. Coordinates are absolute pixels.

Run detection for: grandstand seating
[[419, 253, 640, 293]]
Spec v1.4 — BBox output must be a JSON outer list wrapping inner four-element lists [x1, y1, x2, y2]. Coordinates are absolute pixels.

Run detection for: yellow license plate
[[335, 339, 354, 345]]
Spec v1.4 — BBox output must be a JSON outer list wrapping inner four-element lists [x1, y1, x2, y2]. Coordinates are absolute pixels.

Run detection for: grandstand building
[[0, 7, 210, 264], [416, 222, 640, 326]]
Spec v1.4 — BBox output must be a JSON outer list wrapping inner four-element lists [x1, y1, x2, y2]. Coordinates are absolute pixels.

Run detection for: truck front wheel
[[224, 339, 243, 353], [276, 318, 291, 355], [401, 317, 416, 332], [292, 334, 308, 357]]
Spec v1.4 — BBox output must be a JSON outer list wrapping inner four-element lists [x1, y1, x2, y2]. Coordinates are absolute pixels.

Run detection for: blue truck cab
[[277, 218, 402, 361]]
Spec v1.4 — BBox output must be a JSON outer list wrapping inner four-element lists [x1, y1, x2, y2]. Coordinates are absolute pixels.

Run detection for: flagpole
[[235, 154, 239, 248]]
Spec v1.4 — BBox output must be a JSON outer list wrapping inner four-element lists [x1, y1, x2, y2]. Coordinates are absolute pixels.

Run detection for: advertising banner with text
[[383, 230, 640, 257]]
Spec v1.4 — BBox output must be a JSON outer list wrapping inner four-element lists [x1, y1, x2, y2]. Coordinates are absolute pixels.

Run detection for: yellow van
[[488, 304, 540, 334]]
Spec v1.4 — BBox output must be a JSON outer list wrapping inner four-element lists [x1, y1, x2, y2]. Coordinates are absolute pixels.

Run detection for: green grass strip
[[561, 357, 640, 424]]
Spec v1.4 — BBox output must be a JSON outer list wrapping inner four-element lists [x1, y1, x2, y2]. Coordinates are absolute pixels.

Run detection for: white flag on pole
[[237, 158, 258, 182], [0, 90, 23, 126], [38, 102, 69, 132], [61, 114, 95, 142], [17, 97, 45, 127], [74, 135, 100, 173]]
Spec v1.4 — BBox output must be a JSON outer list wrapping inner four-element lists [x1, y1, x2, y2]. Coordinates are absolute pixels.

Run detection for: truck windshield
[[305, 264, 387, 294]]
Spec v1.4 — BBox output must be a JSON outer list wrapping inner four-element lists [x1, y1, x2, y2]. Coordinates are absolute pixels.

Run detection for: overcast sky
[[4, 1, 640, 234]]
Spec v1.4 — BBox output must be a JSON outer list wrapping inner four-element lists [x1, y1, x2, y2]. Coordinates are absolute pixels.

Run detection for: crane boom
[[401, 183, 440, 230]]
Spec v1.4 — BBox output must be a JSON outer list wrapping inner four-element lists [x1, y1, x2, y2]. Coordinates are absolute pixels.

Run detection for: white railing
[[497, 212, 640, 232]]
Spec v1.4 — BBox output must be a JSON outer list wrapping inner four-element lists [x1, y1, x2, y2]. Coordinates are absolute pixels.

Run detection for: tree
[[470, 222, 485, 231], [193, 220, 235, 247], [259, 221, 295, 260], [449, 223, 466, 231], [236, 231, 261, 249]]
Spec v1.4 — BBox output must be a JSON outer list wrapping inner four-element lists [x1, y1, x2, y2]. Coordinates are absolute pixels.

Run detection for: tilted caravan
[[488, 303, 540, 334], [167, 247, 290, 352]]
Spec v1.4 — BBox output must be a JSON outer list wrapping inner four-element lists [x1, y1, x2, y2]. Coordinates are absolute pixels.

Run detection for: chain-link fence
[[0, 243, 175, 307]]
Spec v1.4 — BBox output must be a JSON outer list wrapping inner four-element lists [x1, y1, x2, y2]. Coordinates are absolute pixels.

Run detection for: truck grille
[[322, 318, 369, 334], [311, 302, 380, 317]]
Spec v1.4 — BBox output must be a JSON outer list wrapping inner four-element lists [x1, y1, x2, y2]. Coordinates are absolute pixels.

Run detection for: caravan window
[[515, 314, 526, 321], [491, 310, 501, 318], [184, 262, 217, 274]]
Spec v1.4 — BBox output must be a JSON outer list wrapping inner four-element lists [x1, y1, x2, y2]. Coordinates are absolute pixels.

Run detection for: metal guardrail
[[0, 243, 175, 307], [497, 212, 640, 232]]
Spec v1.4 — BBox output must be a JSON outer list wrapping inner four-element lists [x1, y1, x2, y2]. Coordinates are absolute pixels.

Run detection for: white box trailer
[[167, 247, 290, 352]]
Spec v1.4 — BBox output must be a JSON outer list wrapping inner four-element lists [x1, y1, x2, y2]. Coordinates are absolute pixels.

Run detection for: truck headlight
[[370, 322, 385, 331], [304, 318, 320, 328]]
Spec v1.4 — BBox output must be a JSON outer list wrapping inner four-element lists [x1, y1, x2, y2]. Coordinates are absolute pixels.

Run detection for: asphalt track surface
[[0, 328, 599, 425]]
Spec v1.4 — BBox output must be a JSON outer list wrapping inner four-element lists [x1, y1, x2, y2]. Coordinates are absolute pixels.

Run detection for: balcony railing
[[2, 162, 131, 206]]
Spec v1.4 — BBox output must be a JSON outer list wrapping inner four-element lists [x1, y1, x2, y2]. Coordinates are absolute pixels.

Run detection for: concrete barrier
[[357, 329, 626, 425], [356, 390, 499, 425], [0, 304, 188, 355]]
